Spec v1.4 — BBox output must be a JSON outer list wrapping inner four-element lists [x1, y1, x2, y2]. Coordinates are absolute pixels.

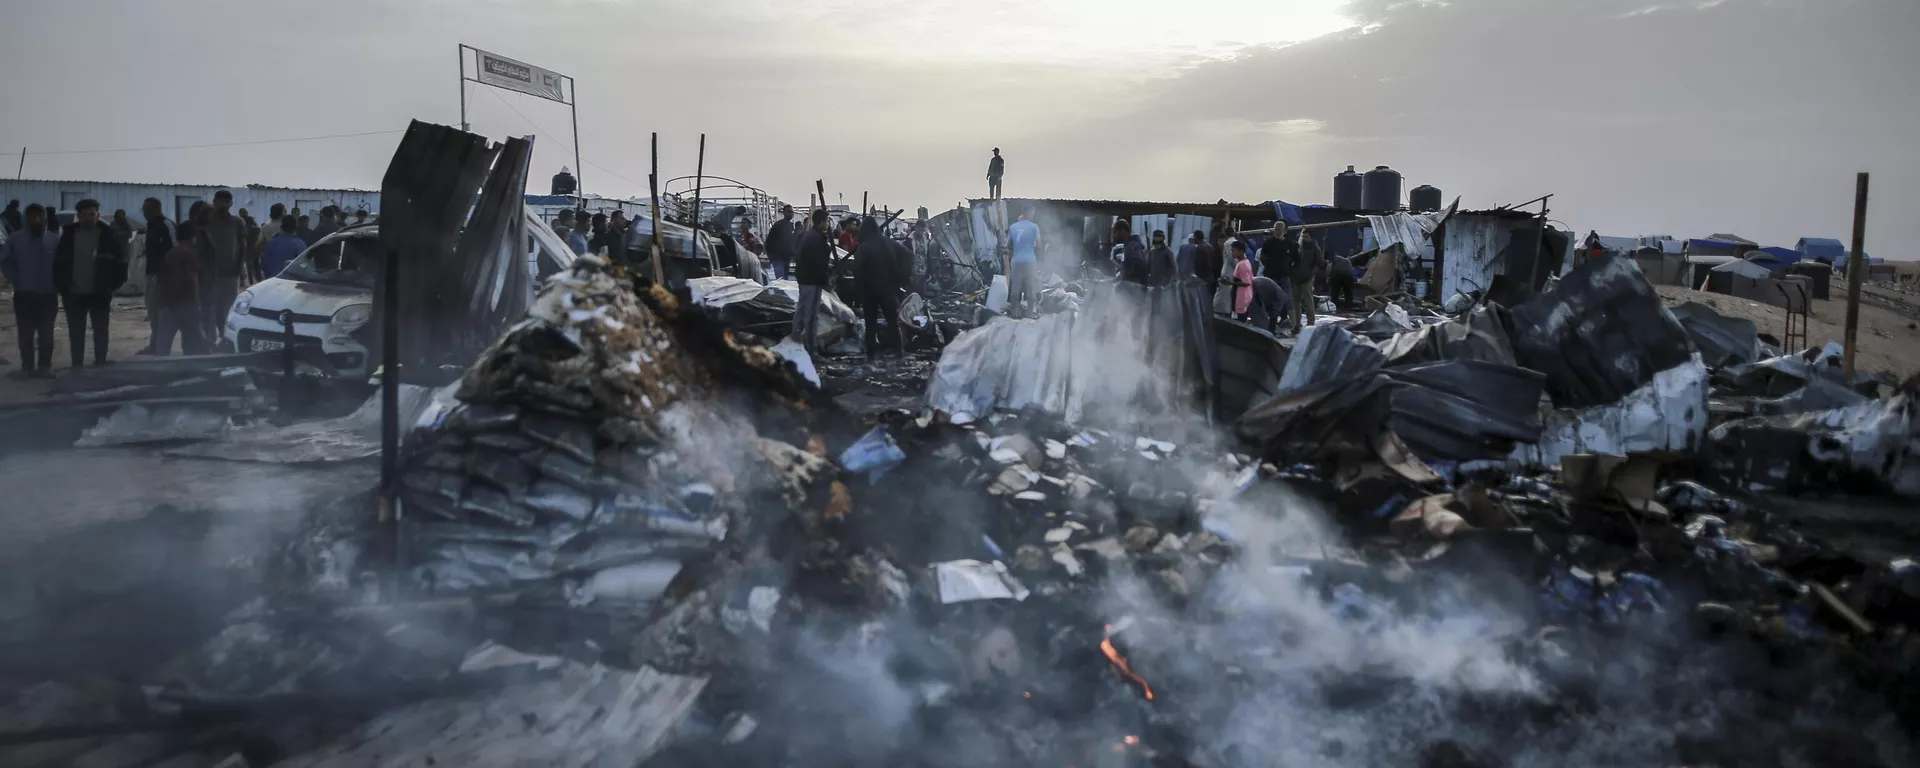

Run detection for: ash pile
[[7, 258, 1920, 768]]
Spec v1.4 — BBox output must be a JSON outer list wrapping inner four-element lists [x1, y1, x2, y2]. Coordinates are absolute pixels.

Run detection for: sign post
[[457, 44, 582, 207]]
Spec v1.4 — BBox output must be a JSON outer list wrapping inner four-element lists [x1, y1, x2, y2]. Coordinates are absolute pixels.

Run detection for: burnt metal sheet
[[1238, 359, 1546, 465], [1669, 301, 1759, 369], [377, 121, 505, 377], [1507, 253, 1694, 409]]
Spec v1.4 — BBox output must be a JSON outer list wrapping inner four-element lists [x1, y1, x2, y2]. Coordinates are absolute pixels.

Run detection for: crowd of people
[[1, 195, 367, 378]]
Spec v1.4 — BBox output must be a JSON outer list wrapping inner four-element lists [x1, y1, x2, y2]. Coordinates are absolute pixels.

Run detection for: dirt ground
[[0, 293, 157, 405], [1654, 283, 1920, 382]]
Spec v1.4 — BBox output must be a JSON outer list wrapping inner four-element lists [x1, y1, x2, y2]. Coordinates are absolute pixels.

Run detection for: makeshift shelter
[[1432, 210, 1564, 303], [1796, 237, 1846, 263], [1633, 246, 1688, 286], [1707, 258, 1775, 301]]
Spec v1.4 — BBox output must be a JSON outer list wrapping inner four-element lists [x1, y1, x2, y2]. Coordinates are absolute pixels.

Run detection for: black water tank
[[1363, 165, 1402, 211], [1409, 184, 1443, 213], [551, 167, 577, 196], [1333, 166, 1364, 211]]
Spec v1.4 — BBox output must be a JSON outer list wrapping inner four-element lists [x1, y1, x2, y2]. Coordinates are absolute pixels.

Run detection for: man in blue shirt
[[1005, 208, 1040, 317], [260, 215, 308, 279]]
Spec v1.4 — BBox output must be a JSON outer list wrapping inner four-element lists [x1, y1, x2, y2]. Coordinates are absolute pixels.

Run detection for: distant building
[[0, 177, 379, 226]]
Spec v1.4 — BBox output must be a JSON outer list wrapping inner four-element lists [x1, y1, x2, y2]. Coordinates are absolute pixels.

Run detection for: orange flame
[[1123, 735, 1140, 745], [1099, 624, 1155, 701]]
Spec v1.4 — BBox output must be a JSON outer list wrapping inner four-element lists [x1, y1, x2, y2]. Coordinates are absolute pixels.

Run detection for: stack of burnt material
[[391, 256, 825, 621]]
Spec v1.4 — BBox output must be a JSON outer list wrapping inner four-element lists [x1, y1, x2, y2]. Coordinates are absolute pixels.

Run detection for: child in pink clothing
[[1229, 241, 1254, 316]]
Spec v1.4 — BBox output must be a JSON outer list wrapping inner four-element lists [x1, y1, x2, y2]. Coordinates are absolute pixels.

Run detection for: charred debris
[[5, 130, 1920, 767]]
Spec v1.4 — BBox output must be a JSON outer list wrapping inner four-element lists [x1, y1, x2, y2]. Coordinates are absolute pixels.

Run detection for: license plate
[[251, 338, 285, 352]]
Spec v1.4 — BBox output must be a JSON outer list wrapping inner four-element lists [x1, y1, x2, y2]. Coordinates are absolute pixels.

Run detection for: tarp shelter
[[1686, 238, 1746, 258], [1686, 253, 1738, 288], [1707, 258, 1775, 301], [1750, 246, 1799, 267], [1796, 237, 1846, 264], [1633, 246, 1688, 286], [1787, 261, 1833, 300]]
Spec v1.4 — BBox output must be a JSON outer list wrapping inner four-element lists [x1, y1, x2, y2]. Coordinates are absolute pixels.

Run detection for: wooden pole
[[861, 191, 868, 216], [1842, 172, 1870, 377], [648, 133, 665, 285], [15, 147, 24, 179]]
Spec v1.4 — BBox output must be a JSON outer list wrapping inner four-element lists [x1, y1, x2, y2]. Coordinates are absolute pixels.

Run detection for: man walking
[[54, 199, 129, 367], [260, 215, 307, 278], [2, 204, 61, 377], [987, 148, 1005, 199], [198, 190, 248, 343], [792, 208, 833, 353], [1005, 208, 1040, 316], [765, 204, 795, 280], [136, 198, 176, 355]]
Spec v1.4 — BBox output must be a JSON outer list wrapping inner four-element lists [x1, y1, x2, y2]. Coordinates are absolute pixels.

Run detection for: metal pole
[[648, 133, 665, 285], [1842, 172, 1870, 377], [862, 191, 868, 216], [379, 247, 402, 591], [456, 46, 468, 132], [569, 76, 584, 211], [690, 133, 706, 231], [16, 147, 24, 178]]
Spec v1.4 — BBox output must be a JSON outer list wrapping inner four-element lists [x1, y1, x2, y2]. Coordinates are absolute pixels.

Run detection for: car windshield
[[279, 235, 382, 289]]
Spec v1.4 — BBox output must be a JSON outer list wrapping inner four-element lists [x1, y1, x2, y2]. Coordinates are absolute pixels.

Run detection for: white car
[[225, 207, 575, 379], [225, 224, 383, 377]]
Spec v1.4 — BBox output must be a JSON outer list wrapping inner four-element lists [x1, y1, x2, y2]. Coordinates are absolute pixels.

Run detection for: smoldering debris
[[6, 255, 1920, 768]]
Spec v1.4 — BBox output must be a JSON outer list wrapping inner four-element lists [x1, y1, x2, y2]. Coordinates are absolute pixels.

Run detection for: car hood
[[245, 277, 372, 317]]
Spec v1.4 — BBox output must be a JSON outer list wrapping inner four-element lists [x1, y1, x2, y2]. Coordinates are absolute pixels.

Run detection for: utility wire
[[21, 129, 407, 156], [480, 88, 647, 191]]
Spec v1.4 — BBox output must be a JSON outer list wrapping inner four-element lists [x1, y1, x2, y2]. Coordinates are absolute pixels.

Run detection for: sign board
[[475, 48, 567, 103]]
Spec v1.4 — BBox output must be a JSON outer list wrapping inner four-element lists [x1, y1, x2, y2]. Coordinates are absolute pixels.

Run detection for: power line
[[480, 88, 647, 190], [21, 129, 407, 156]]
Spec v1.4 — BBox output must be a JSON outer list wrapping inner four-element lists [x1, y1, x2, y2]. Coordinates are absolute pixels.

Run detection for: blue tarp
[[1797, 237, 1846, 263], [1688, 238, 1743, 251], [1752, 246, 1800, 265]]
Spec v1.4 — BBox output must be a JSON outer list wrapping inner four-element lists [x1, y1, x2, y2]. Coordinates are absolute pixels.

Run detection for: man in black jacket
[[1145, 230, 1178, 287], [54, 199, 129, 367], [764, 204, 795, 279], [854, 217, 906, 359], [792, 208, 834, 353]]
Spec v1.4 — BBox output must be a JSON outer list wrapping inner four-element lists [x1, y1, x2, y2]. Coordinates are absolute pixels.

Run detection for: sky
[[0, 0, 1914, 256]]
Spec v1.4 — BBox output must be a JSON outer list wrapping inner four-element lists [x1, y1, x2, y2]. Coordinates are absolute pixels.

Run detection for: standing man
[[1261, 225, 1296, 284], [296, 214, 314, 244], [136, 198, 176, 355], [986, 148, 1005, 199], [198, 190, 248, 344], [1146, 230, 1178, 287], [792, 208, 833, 353], [765, 204, 796, 280], [54, 199, 129, 367], [607, 210, 631, 262], [588, 212, 610, 255], [854, 217, 906, 359], [2, 204, 60, 378], [1175, 232, 1200, 283], [310, 205, 342, 244], [253, 203, 288, 284], [1005, 208, 1040, 317], [1290, 232, 1322, 331], [1, 200, 22, 233], [1111, 221, 1148, 284], [153, 220, 207, 356], [352, 209, 369, 226], [260, 215, 307, 278]]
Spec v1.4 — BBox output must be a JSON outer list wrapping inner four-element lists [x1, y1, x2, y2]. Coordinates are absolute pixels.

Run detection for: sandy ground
[[0, 293, 159, 405], [1654, 283, 1920, 381]]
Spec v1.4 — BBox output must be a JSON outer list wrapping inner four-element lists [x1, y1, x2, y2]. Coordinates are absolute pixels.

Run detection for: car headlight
[[232, 291, 253, 316], [332, 303, 373, 330]]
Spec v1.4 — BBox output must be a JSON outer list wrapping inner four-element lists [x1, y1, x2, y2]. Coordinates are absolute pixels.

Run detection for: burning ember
[[1099, 624, 1155, 701]]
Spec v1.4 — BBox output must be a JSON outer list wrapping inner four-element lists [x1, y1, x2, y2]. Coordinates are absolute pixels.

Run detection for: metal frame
[[457, 44, 582, 209], [662, 174, 788, 235]]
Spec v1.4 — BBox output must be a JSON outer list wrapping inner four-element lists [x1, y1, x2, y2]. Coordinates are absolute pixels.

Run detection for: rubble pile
[[7, 257, 1920, 768]]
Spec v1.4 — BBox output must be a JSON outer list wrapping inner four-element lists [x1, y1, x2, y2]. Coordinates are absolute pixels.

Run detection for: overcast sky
[[1, 0, 1913, 255]]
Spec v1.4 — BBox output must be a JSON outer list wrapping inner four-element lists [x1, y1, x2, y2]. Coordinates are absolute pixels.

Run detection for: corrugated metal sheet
[[1438, 213, 1537, 299], [0, 178, 379, 226]]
